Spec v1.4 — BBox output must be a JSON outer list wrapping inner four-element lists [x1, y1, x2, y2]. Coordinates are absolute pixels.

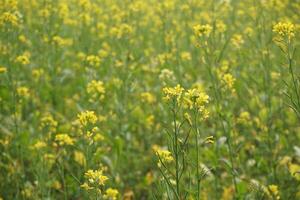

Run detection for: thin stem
[[172, 101, 180, 198], [220, 115, 238, 198], [287, 43, 300, 110], [193, 109, 200, 200]]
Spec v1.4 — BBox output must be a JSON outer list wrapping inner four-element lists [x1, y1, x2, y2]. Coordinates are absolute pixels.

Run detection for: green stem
[[193, 109, 200, 200], [172, 102, 180, 198]]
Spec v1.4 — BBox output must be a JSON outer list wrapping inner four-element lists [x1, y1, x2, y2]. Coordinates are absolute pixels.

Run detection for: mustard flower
[[52, 36, 73, 47], [180, 52, 192, 61], [222, 73, 236, 93], [0, 12, 19, 27], [81, 169, 109, 192], [17, 86, 30, 98], [184, 88, 209, 119], [155, 147, 174, 164], [273, 22, 296, 41], [268, 185, 280, 200], [104, 188, 119, 200], [87, 80, 105, 102], [289, 163, 300, 181], [32, 141, 47, 150], [0, 67, 7, 73], [237, 111, 251, 126], [193, 24, 212, 37], [15, 54, 30, 65], [140, 92, 156, 104], [77, 110, 98, 127], [86, 55, 101, 67], [162, 84, 184, 102], [55, 134, 74, 146], [231, 34, 244, 49]]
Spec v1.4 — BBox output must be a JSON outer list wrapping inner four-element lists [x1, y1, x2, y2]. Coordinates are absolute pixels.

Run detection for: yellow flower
[[82, 169, 109, 190], [87, 80, 105, 102], [180, 52, 192, 61], [55, 134, 74, 146], [80, 182, 93, 190], [0, 12, 19, 26], [237, 111, 251, 126], [74, 150, 86, 166], [146, 115, 155, 128], [15, 54, 30, 65], [279, 156, 291, 166], [289, 163, 300, 181], [216, 20, 227, 33], [221, 186, 234, 200], [110, 23, 133, 39], [32, 141, 47, 149], [268, 185, 280, 199], [245, 27, 254, 36], [184, 88, 209, 108], [193, 24, 212, 37], [273, 22, 295, 41], [77, 110, 98, 127], [18, 35, 28, 44], [32, 68, 44, 81], [104, 188, 119, 200], [0, 67, 7, 73], [145, 171, 154, 185], [154, 147, 173, 165], [231, 34, 244, 49], [184, 88, 210, 119], [223, 73, 235, 88], [86, 55, 101, 67], [162, 84, 184, 102], [93, 133, 105, 142], [17, 86, 30, 98], [140, 92, 156, 104], [52, 36, 73, 47], [52, 180, 62, 190]]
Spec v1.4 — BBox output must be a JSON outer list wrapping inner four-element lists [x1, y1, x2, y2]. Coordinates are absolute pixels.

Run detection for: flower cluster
[[77, 110, 98, 127], [268, 185, 280, 200], [193, 24, 212, 37], [0, 12, 19, 27], [140, 92, 156, 104], [273, 22, 296, 41], [103, 188, 119, 200], [86, 80, 105, 102], [55, 134, 74, 146], [81, 168, 109, 193], [15, 53, 30, 65], [162, 84, 184, 103], [110, 23, 133, 39], [86, 55, 101, 67], [184, 88, 209, 110], [155, 147, 174, 166], [216, 63, 236, 94], [52, 36, 73, 47]]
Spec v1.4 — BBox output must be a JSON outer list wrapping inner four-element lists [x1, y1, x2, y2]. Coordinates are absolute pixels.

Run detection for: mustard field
[[0, 0, 300, 199]]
